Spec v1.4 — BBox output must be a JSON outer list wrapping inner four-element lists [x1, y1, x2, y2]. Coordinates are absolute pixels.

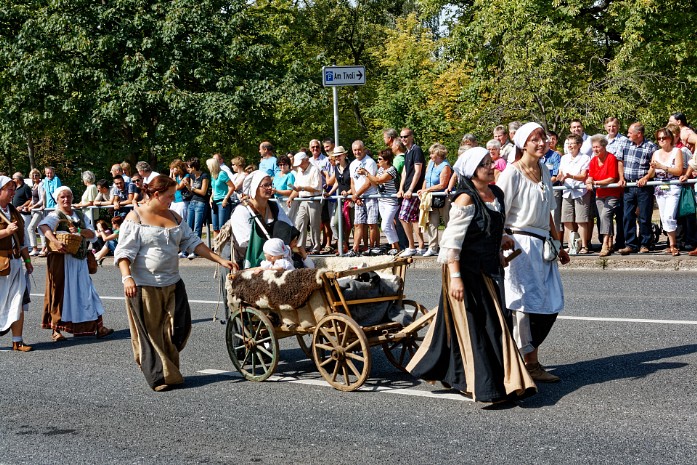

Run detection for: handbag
[[543, 237, 562, 262], [86, 251, 98, 274], [677, 186, 696, 217], [431, 193, 446, 209], [0, 250, 10, 277]]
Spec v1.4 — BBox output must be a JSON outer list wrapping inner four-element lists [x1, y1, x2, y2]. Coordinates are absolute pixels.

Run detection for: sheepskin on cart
[[224, 256, 435, 391]]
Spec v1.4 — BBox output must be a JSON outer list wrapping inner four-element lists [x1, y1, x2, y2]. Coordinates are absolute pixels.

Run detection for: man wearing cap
[[287, 152, 322, 253], [349, 141, 379, 256]]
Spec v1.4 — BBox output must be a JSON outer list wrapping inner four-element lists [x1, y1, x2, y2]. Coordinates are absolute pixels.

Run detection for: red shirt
[[589, 152, 622, 198]]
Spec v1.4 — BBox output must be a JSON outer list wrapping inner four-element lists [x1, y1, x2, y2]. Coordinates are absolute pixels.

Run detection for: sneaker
[[187, 253, 197, 260], [387, 249, 399, 256], [416, 248, 428, 256], [526, 362, 560, 383], [370, 247, 384, 256], [345, 249, 359, 257], [399, 248, 417, 258], [29, 250, 40, 257], [178, 252, 187, 259], [421, 248, 438, 257]]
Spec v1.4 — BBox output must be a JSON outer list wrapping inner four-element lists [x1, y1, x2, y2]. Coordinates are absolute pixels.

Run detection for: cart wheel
[[313, 314, 371, 392], [226, 306, 279, 382], [382, 300, 429, 372], [296, 334, 313, 358]]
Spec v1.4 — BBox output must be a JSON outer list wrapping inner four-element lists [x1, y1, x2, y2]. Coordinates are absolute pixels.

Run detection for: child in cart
[[257, 238, 295, 272]]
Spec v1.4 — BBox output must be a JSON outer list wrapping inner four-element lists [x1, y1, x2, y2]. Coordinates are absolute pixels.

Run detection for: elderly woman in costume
[[496, 122, 570, 383], [39, 186, 113, 341], [115, 175, 236, 391], [407, 148, 536, 404], [0, 176, 33, 351]]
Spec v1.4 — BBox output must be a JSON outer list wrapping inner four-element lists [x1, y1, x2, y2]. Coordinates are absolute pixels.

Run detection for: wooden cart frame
[[225, 257, 436, 391]]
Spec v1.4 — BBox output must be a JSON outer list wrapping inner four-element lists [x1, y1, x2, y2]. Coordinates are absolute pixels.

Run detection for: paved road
[[1, 263, 696, 464]]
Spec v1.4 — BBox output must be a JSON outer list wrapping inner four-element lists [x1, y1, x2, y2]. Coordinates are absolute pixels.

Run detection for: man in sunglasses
[[397, 128, 426, 257]]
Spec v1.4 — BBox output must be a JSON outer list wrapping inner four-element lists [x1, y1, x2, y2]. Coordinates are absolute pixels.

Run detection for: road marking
[[29, 294, 697, 325], [197, 368, 473, 402]]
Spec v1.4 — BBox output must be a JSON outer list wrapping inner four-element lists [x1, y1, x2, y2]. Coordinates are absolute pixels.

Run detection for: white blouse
[[114, 219, 202, 287], [497, 162, 555, 236], [39, 210, 97, 244]]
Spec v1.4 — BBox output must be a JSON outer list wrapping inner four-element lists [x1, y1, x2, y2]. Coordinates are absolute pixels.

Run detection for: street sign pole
[[333, 86, 339, 148]]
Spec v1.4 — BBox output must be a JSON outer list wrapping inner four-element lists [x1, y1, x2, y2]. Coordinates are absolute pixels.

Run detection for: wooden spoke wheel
[[296, 334, 313, 358], [382, 300, 429, 372], [226, 306, 279, 382], [312, 314, 370, 392]]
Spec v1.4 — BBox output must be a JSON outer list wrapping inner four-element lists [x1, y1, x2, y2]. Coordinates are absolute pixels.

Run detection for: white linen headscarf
[[52, 186, 72, 202], [0, 176, 12, 190], [242, 170, 270, 200], [263, 238, 290, 258], [457, 147, 490, 179], [513, 122, 543, 150]]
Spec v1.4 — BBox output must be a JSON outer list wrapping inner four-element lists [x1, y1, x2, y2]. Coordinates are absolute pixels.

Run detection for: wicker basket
[[49, 232, 82, 255]]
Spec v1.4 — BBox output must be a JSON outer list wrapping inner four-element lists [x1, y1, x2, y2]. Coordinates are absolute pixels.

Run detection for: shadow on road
[[520, 344, 697, 408]]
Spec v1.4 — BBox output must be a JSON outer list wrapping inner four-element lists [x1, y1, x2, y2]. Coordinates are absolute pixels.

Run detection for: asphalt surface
[[1, 260, 696, 464]]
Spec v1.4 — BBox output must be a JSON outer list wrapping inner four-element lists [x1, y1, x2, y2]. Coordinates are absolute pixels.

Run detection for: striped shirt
[[377, 166, 399, 205]]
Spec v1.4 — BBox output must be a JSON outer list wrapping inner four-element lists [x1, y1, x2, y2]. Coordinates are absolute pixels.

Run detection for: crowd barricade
[[281, 179, 697, 256]]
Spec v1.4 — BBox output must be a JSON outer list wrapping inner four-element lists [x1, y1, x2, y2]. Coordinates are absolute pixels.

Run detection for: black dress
[[407, 184, 536, 402]]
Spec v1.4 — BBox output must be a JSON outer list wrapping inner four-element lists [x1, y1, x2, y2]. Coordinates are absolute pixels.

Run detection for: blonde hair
[[206, 157, 221, 178]]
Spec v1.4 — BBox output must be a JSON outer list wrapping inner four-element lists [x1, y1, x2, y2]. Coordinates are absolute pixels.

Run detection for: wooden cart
[[225, 257, 436, 391]]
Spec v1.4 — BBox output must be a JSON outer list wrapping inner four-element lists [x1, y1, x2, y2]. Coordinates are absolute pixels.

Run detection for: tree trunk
[[26, 132, 36, 171]]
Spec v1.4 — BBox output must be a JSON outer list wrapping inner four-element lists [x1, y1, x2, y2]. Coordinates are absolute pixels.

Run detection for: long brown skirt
[[126, 280, 192, 390], [407, 267, 536, 403]]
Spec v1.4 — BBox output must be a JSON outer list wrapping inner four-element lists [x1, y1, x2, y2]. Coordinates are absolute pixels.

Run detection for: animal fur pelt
[[227, 268, 325, 312]]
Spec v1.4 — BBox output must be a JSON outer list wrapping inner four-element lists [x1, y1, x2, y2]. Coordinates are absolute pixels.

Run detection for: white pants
[[378, 201, 400, 245], [27, 211, 45, 249], [655, 186, 680, 233], [171, 201, 189, 223]]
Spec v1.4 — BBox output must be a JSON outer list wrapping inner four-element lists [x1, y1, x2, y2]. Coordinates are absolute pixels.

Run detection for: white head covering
[[454, 147, 489, 179], [293, 151, 309, 167], [0, 176, 12, 190], [263, 238, 290, 258], [242, 170, 270, 200], [52, 186, 73, 202], [513, 122, 543, 150]]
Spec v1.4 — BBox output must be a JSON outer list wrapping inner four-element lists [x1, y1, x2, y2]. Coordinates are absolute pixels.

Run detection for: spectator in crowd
[[449, 134, 479, 191], [111, 164, 131, 184], [325, 146, 352, 254], [207, 157, 235, 238], [213, 153, 234, 179], [418, 143, 453, 257], [547, 130, 561, 153], [169, 159, 190, 223], [272, 155, 295, 215], [26, 169, 46, 256], [389, 137, 409, 250], [308, 139, 334, 252], [229, 156, 247, 201], [115, 175, 235, 391], [39, 186, 113, 341], [365, 148, 401, 255], [323, 138, 336, 157], [93, 179, 113, 207], [258, 141, 279, 178], [497, 122, 569, 383], [185, 157, 210, 253], [459, 133, 477, 150], [0, 176, 33, 351], [111, 175, 131, 217], [407, 148, 536, 403], [73, 171, 98, 208], [565, 119, 592, 156], [245, 164, 257, 175], [128, 175, 145, 206], [391, 138, 406, 175], [287, 151, 322, 253], [11, 173, 33, 253], [120, 161, 133, 181], [486, 139, 507, 183], [586, 134, 621, 257], [542, 132, 563, 234], [668, 123, 697, 251], [42, 166, 61, 210], [669, 112, 689, 138], [647, 127, 684, 256], [94, 215, 123, 265], [617, 122, 658, 254], [494, 124, 515, 164], [136, 161, 159, 185], [398, 128, 426, 257], [604, 117, 628, 250], [383, 128, 398, 148], [348, 141, 379, 256], [559, 134, 592, 254]]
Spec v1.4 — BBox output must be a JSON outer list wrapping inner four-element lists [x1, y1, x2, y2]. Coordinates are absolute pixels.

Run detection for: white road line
[[29, 294, 697, 325], [197, 368, 473, 402]]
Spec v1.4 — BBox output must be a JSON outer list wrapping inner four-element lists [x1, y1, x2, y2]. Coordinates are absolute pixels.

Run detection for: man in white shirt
[[136, 161, 160, 185], [604, 117, 628, 250], [494, 125, 516, 164], [564, 119, 593, 157], [348, 141, 379, 256], [287, 152, 322, 253]]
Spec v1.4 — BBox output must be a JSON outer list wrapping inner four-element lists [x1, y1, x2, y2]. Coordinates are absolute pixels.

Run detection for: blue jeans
[[623, 185, 654, 250], [187, 200, 207, 238], [211, 200, 232, 231]]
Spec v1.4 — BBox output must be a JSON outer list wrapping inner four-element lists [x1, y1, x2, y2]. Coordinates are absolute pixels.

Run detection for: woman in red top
[[586, 134, 622, 256]]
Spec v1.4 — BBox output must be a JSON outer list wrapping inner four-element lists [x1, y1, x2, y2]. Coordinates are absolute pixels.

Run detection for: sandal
[[52, 332, 66, 342], [96, 327, 114, 339], [578, 247, 589, 254], [671, 247, 680, 257]]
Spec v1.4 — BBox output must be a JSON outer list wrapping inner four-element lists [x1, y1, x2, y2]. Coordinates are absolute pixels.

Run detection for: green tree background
[[1, 0, 695, 189]]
